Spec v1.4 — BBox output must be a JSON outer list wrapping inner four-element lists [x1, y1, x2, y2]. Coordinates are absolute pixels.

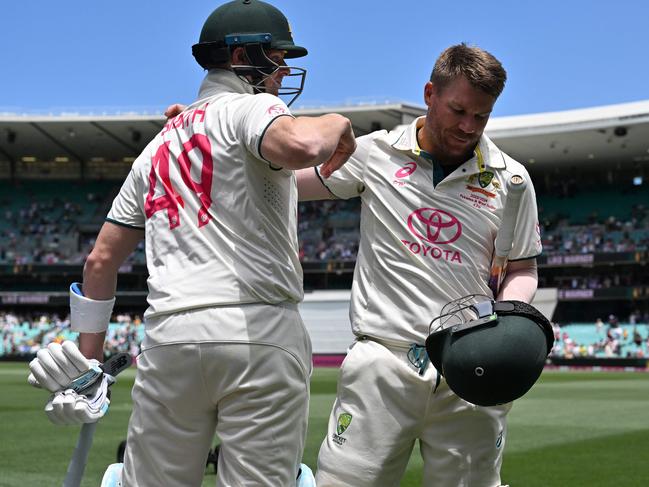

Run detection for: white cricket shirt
[[319, 117, 542, 344], [108, 70, 303, 319]]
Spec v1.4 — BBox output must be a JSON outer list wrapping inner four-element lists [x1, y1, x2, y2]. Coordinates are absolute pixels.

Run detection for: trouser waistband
[[357, 335, 430, 377]]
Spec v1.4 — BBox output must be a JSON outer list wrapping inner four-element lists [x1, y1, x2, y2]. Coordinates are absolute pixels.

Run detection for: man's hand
[[45, 374, 114, 425], [28, 341, 96, 392], [164, 103, 186, 119], [320, 120, 356, 178]]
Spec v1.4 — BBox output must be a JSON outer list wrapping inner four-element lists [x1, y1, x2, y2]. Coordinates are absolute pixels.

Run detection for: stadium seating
[[0, 180, 118, 264], [538, 188, 649, 225], [551, 323, 649, 358], [1, 180, 647, 265], [2, 309, 647, 361]]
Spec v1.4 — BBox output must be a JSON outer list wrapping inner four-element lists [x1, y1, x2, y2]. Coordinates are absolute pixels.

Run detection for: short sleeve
[[509, 171, 543, 261], [232, 93, 293, 163], [316, 132, 381, 199], [106, 158, 146, 229]]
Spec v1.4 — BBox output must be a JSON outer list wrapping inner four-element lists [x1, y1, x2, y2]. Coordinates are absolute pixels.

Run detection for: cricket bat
[[62, 352, 132, 487], [488, 174, 527, 298]]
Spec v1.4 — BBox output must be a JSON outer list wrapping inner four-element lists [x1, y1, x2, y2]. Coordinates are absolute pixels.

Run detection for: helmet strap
[[230, 44, 306, 107], [494, 300, 554, 353], [231, 43, 278, 93]]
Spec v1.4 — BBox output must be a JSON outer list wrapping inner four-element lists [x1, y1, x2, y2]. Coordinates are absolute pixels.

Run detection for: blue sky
[[2, 0, 647, 117]]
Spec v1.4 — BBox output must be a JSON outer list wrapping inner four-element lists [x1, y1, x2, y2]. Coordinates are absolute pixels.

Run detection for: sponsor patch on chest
[[402, 208, 463, 264], [459, 187, 498, 210]]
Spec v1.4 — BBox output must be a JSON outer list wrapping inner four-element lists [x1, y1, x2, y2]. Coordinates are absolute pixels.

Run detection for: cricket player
[[27, 1, 355, 486], [297, 44, 542, 486]]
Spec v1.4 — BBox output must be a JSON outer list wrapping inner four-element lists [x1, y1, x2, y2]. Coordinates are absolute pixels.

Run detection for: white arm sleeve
[[69, 282, 115, 333]]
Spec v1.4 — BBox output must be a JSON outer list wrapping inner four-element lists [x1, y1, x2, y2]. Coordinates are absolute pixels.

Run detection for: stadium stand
[[0, 100, 648, 367]]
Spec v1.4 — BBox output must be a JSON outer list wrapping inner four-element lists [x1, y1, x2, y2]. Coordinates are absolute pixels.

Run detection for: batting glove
[[44, 373, 115, 425], [28, 341, 98, 392]]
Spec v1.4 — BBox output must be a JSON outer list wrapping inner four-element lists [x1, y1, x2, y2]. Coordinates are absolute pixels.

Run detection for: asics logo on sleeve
[[267, 104, 288, 116]]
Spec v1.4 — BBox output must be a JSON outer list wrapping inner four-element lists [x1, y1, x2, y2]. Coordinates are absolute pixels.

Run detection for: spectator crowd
[[550, 312, 649, 359], [0, 310, 143, 359], [1, 183, 648, 266]]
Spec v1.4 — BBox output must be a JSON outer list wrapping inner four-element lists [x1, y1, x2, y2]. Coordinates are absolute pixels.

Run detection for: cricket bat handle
[[62, 422, 97, 487], [494, 175, 527, 258], [489, 175, 527, 297]]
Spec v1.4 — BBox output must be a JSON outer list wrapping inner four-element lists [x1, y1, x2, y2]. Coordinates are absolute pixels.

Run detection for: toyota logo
[[407, 208, 462, 244]]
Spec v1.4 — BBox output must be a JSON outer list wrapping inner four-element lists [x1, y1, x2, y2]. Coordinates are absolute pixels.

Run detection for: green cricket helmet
[[192, 0, 307, 106], [425, 296, 554, 407]]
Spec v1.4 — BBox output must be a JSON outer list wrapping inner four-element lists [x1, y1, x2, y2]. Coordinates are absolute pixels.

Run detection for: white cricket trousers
[[122, 303, 311, 487], [316, 338, 511, 487]]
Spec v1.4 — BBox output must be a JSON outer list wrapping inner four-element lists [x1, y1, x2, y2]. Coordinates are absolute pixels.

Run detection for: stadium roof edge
[[0, 113, 164, 123], [1, 99, 648, 168], [293, 102, 426, 116], [486, 99, 649, 137], [2, 99, 648, 130]]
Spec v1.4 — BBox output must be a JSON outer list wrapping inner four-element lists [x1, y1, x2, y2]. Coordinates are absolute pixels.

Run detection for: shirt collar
[[196, 69, 254, 101], [388, 116, 506, 171]]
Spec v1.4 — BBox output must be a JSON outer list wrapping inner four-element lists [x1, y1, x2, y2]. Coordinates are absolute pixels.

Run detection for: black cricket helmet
[[425, 295, 554, 407], [192, 0, 307, 106]]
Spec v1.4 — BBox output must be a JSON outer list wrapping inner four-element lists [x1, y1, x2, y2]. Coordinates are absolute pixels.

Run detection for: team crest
[[478, 171, 495, 188], [337, 413, 353, 435]]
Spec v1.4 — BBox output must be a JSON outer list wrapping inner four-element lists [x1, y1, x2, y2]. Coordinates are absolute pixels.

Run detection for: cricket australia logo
[[333, 413, 352, 445], [478, 171, 494, 188], [496, 429, 504, 449]]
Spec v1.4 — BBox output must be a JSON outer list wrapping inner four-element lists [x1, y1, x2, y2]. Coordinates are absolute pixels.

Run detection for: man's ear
[[231, 46, 247, 65], [424, 81, 435, 107]]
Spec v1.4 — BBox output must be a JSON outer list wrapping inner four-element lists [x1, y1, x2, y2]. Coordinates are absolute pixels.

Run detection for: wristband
[[70, 282, 115, 333]]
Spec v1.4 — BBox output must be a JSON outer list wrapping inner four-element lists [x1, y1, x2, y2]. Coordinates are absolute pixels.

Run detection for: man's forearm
[[79, 332, 107, 361], [498, 261, 538, 303]]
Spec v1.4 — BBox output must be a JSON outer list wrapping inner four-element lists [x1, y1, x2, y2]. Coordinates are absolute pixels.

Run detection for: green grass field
[[1, 363, 648, 486]]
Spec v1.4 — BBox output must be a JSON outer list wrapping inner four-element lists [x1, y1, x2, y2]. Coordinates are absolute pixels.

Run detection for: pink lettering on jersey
[[407, 208, 462, 244], [145, 141, 184, 229], [177, 134, 213, 228], [144, 135, 215, 229], [161, 102, 209, 135], [400, 239, 463, 264], [459, 193, 496, 211]]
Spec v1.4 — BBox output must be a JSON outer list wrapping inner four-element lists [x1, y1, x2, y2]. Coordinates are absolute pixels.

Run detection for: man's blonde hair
[[431, 43, 507, 99]]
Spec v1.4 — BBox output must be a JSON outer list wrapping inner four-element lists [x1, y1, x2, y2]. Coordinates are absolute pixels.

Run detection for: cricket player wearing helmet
[[28, 1, 355, 486], [297, 44, 543, 486]]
